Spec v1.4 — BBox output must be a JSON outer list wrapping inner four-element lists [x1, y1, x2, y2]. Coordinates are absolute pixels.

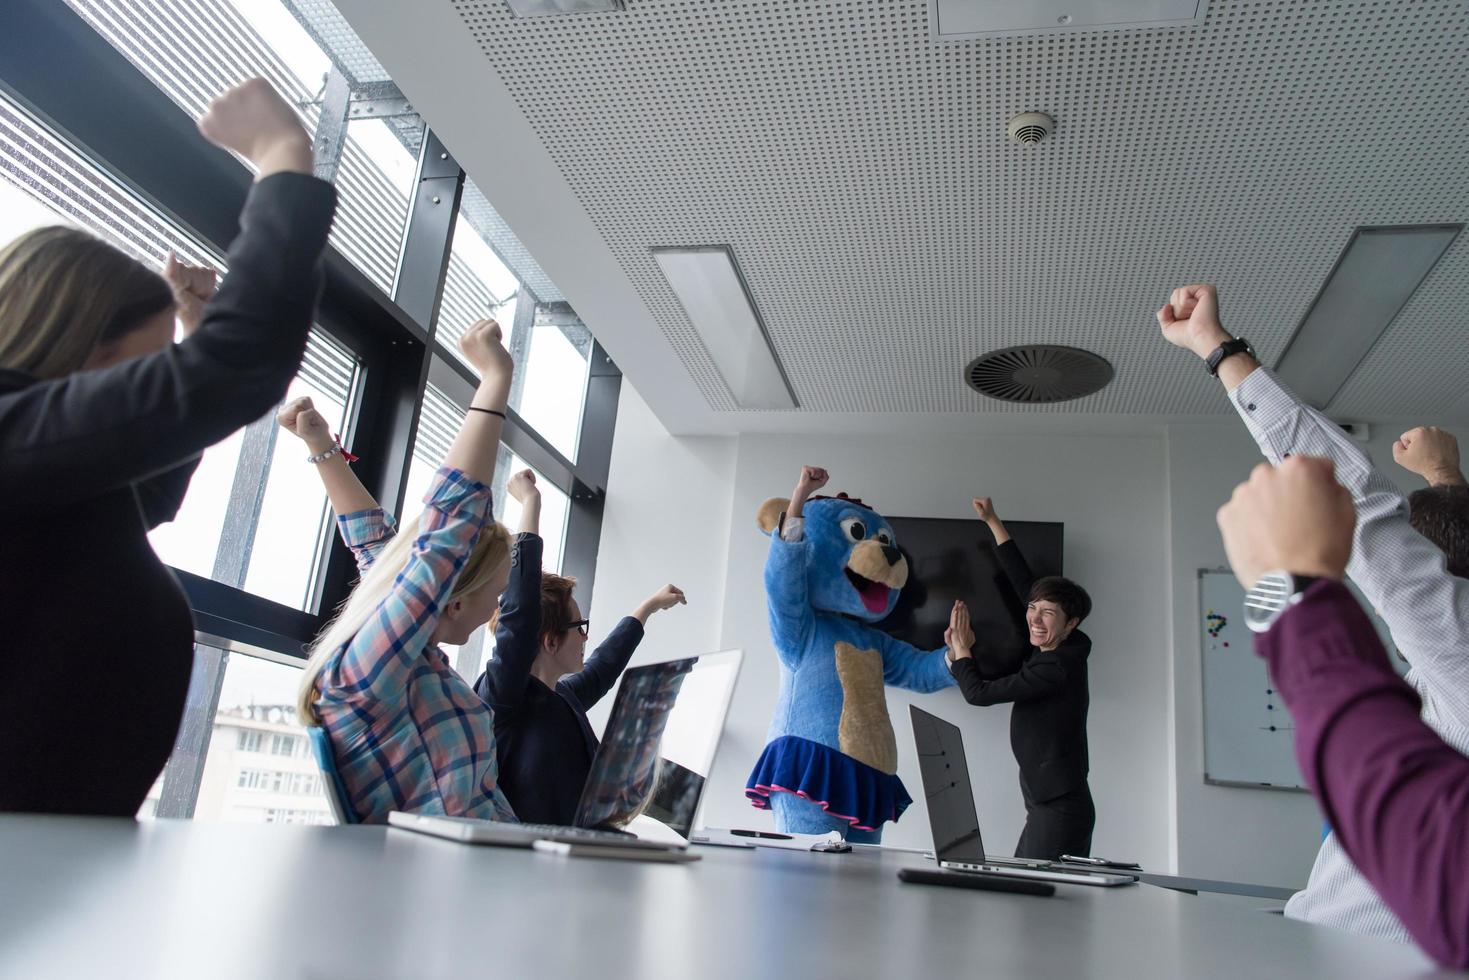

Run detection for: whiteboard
[[1199, 569, 1397, 791]]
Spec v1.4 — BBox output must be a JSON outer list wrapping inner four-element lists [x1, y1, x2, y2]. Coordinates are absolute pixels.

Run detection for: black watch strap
[[1206, 337, 1255, 377]]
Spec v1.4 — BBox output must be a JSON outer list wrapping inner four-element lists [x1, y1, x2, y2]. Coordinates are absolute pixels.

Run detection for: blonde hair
[[0, 226, 173, 378], [297, 515, 513, 724]]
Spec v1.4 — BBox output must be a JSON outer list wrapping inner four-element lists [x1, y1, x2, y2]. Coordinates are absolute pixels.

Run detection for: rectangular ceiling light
[[504, 0, 622, 16], [931, 0, 1203, 38], [1275, 225, 1461, 409], [652, 246, 798, 410]]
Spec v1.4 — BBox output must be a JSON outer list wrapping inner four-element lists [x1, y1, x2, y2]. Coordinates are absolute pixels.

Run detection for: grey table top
[[0, 815, 1447, 980]]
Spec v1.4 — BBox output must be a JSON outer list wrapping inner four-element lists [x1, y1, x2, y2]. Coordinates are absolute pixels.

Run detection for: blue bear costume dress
[[744, 493, 955, 840]]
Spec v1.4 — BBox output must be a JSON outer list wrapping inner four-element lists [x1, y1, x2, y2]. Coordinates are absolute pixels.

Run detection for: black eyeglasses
[[566, 619, 590, 638]]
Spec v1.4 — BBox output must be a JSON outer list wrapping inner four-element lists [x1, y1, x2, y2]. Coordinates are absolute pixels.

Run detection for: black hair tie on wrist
[[467, 407, 507, 419]]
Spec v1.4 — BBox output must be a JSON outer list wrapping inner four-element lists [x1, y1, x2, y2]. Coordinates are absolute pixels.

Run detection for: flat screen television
[[876, 516, 1065, 662]]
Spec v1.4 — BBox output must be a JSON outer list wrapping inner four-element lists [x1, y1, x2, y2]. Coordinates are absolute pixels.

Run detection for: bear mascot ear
[[756, 497, 790, 536]]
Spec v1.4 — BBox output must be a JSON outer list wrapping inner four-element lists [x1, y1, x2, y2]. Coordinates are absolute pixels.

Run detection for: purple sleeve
[[1258, 579, 1469, 969]]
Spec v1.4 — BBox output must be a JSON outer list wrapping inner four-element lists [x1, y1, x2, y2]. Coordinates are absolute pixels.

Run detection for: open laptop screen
[[574, 651, 742, 839], [910, 704, 987, 864]]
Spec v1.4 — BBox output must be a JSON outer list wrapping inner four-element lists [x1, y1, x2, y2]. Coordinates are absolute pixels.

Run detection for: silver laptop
[[909, 705, 1135, 888], [390, 650, 743, 850]]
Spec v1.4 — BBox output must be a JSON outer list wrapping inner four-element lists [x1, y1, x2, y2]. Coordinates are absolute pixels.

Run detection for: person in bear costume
[[744, 465, 956, 842]]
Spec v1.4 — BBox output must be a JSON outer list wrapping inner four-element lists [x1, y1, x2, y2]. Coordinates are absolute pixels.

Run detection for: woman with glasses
[[475, 468, 687, 826]]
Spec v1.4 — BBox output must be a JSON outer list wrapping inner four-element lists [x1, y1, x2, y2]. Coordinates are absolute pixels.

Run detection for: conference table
[[0, 815, 1447, 979]]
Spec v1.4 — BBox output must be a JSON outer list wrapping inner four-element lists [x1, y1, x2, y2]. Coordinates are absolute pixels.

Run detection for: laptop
[[389, 650, 743, 851], [909, 705, 1135, 887]]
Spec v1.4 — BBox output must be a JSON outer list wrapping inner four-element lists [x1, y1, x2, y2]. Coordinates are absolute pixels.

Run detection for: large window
[[63, 0, 419, 293], [5, 0, 618, 826], [438, 180, 590, 462]]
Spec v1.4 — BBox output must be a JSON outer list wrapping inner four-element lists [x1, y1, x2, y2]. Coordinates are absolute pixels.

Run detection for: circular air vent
[[1007, 111, 1055, 146], [965, 345, 1114, 404]]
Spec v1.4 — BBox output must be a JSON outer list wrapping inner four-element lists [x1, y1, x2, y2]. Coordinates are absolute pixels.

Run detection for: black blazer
[[0, 173, 336, 815], [474, 533, 644, 825], [950, 539, 1091, 803]]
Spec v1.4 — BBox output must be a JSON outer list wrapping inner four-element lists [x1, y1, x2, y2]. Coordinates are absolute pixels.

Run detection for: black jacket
[[473, 533, 644, 825], [0, 173, 336, 815], [950, 539, 1091, 803]]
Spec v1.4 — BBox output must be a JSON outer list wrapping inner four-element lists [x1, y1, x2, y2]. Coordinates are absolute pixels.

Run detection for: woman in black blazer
[[0, 79, 336, 815], [946, 497, 1095, 860], [475, 470, 687, 825]]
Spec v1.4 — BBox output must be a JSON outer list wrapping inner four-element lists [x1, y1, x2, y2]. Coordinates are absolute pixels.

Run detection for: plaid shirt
[[1231, 368, 1469, 943], [311, 468, 517, 825]]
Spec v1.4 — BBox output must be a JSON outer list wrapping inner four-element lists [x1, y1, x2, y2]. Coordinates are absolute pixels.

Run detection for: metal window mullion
[[312, 65, 350, 184], [558, 340, 622, 609], [155, 407, 281, 817]]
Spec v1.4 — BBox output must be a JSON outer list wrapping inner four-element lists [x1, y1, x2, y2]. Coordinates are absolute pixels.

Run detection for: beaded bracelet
[[306, 442, 344, 465]]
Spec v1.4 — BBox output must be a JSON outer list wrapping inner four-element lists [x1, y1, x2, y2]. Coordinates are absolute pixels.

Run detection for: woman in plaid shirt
[[285, 319, 519, 824]]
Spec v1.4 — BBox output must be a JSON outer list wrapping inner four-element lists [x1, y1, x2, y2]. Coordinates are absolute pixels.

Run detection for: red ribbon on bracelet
[[334, 433, 360, 463]]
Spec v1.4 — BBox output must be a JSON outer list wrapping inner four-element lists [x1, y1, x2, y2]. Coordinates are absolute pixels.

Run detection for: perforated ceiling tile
[[448, 0, 1469, 416]]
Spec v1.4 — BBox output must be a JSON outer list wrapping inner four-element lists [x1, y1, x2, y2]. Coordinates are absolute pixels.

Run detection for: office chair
[[307, 725, 358, 825]]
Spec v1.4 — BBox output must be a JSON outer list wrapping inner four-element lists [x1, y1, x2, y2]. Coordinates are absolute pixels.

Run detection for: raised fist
[[458, 318, 514, 381], [276, 395, 332, 452], [794, 466, 829, 499]]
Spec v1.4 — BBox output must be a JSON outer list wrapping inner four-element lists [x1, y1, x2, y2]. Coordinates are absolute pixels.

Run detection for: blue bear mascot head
[[757, 493, 909, 622]]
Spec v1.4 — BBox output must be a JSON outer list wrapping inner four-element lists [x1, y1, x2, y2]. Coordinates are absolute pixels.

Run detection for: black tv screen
[[876, 516, 1064, 661]]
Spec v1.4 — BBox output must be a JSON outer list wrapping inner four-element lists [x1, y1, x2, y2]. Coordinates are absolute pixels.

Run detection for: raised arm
[[275, 395, 385, 572], [974, 497, 1034, 598], [278, 396, 378, 516], [1263, 583, 1469, 970], [762, 466, 827, 664], [477, 470, 546, 709], [562, 585, 685, 710], [1160, 283, 1469, 698], [1216, 452, 1469, 970], [509, 468, 542, 536], [1393, 426, 1467, 488], [0, 79, 333, 513], [317, 321, 512, 711]]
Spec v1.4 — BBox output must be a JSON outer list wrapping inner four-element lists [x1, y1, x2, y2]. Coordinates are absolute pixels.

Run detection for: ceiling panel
[[444, 0, 1468, 417]]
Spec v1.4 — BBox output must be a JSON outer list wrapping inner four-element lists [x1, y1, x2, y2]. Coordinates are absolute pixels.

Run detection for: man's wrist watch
[[1205, 336, 1255, 377], [1243, 570, 1321, 633]]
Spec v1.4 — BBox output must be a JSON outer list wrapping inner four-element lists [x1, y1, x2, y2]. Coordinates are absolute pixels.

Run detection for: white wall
[[592, 393, 1175, 863], [586, 388, 736, 668], [1165, 420, 1421, 887]]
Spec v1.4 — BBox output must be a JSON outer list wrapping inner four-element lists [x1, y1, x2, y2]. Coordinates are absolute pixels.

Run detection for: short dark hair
[[1028, 576, 1092, 625], [1408, 486, 1469, 579], [538, 573, 580, 644]]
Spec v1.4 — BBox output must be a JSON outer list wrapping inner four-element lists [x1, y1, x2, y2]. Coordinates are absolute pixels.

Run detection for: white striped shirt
[[1230, 367, 1469, 944]]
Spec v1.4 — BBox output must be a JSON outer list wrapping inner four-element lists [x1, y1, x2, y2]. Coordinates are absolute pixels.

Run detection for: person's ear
[[1065, 617, 1080, 634], [757, 498, 789, 535]]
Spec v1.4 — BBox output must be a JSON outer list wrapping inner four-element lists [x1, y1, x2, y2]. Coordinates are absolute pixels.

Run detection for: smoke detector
[[965, 345, 1114, 404], [1007, 111, 1054, 146]]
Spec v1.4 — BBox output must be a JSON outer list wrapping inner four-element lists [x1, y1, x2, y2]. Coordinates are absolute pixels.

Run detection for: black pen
[[1061, 854, 1142, 870]]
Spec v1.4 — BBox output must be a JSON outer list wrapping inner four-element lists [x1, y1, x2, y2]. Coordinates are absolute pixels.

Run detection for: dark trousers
[[1015, 784, 1095, 860]]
